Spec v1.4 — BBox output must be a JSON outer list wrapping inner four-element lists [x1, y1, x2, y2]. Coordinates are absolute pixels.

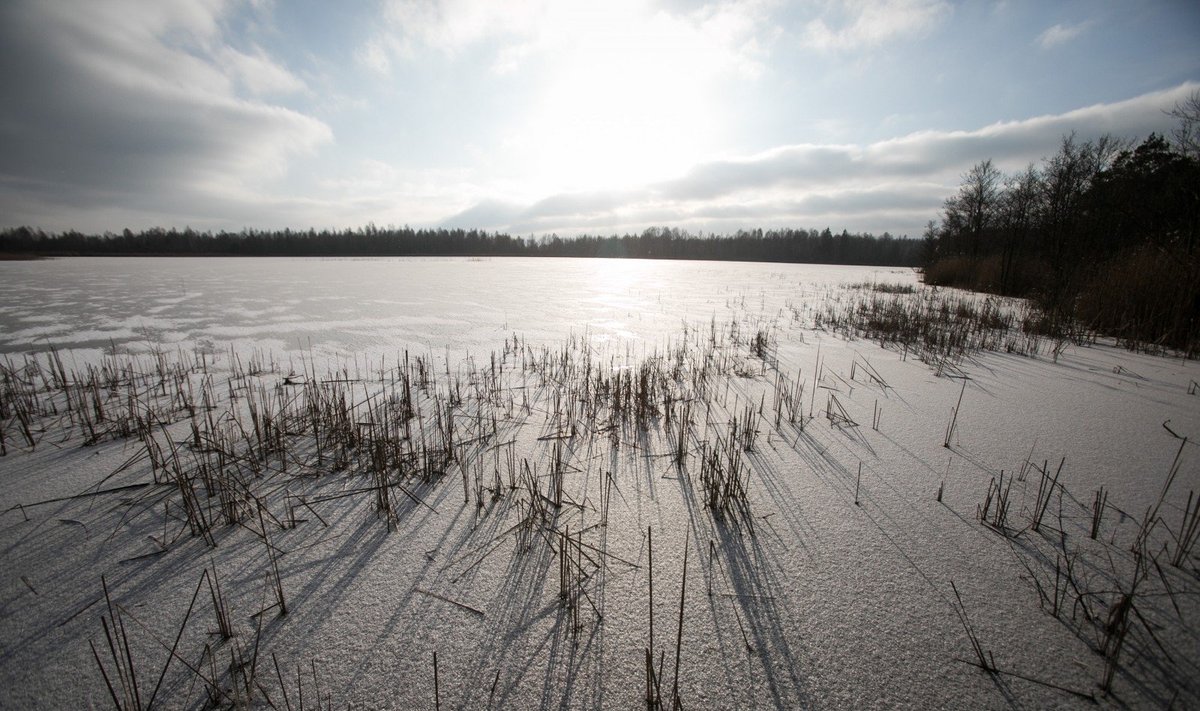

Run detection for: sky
[[0, 0, 1197, 239]]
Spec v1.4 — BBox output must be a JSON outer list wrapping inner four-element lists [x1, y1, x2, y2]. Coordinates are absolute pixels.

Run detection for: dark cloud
[[657, 145, 867, 201], [0, 0, 329, 228], [439, 199, 526, 230]]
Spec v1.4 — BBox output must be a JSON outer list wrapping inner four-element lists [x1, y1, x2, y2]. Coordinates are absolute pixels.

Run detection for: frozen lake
[[0, 256, 916, 359]]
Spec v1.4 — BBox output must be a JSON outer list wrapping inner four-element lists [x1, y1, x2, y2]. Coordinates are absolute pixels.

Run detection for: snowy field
[[0, 257, 1197, 709]]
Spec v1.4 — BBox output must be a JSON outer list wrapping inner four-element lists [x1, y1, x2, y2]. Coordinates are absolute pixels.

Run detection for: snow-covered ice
[[0, 257, 1196, 709]]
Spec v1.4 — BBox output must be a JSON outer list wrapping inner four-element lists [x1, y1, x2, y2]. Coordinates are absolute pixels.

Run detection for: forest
[[0, 224, 922, 266], [923, 115, 1199, 354]]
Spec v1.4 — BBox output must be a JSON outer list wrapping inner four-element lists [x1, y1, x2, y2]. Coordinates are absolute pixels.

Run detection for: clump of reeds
[[1030, 458, 1065, 533], [871, 282, 916, 294], [1100, 548, 1152, 694], [771, 368, 804, 429], [977, 471, 1012, 533], [750, 328, 770, 361], [815, 286, 1053, 368], [698, 436, 754, 534]]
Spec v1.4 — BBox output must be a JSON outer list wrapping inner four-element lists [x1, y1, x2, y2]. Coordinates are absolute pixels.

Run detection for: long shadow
[[659, 441, 813, 709], [710, 520, 812, 709]]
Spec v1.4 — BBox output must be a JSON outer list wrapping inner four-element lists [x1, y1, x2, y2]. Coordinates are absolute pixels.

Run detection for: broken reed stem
[[1091, 487, 1108, 539], [91, 571, 216, 711], [943, 378, 966, 447], [1173, 490, 1200, 567], [1134, 436, 1187, 553], [648, 526, 655, 660], [645, 525, 660, 710], [259, 506, 286, 617], [272, 653, 293, 711], [949, 581, 995, 673], [433, 651, 440, 711], [101, 574, 142, 710], [206, 562, 233, 640], [671, 529, 689, 710], [854, 462, 861, 506], [146, 571, 208, 709]]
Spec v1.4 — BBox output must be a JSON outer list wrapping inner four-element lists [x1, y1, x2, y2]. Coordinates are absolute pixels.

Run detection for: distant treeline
[[924, 129, 1199, 354], [0, 225, 921, 266]]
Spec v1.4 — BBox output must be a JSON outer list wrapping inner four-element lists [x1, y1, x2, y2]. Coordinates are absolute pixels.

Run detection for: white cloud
[[382, 0, 547, 54], [1037, 20, 1089, 49], [803, 0, 951, 51], [366, 0, 771, 78], [356, 38, 392, 74], [219, 45, 307, 95], [442, 83, 1197, 237]]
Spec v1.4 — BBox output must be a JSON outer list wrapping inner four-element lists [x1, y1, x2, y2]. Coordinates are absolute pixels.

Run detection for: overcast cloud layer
[[1, 0, 1197, 238]]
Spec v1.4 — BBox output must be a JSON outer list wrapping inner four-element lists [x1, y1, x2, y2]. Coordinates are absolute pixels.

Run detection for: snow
[[0, 256, 1196, 709]]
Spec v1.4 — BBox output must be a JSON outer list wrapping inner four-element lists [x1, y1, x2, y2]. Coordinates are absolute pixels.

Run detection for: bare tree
[[1039, 133, 1124, 279], [1168, 90, 1200, 159], [952, 159, 1002, 260], [997, 164, 1042, 293]]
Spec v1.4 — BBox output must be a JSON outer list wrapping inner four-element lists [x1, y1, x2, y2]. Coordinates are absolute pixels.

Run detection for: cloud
[[365, 0, 948, 72], [357, 38, 392, 74], [442, 83, 1198, 238], [365, 0, 772, 78], [381, 0, 548, 55], [802, 0, 951, 50], [0, 0, 330, 227], [219, 45, 308, 95], [1037, 20, 1089, 49], [442, 199, 528, 229]]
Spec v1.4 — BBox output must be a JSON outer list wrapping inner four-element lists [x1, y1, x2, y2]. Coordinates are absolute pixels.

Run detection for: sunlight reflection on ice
[[0, 257, 917, 363]]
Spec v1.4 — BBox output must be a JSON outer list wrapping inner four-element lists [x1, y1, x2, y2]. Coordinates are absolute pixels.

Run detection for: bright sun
[[513, 4, 731, 195]]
